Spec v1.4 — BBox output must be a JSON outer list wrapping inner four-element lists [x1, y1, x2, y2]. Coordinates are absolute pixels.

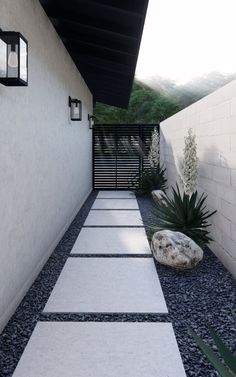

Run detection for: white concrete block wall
[[160, 79, 236, 278], [0, 0, 93, 331]]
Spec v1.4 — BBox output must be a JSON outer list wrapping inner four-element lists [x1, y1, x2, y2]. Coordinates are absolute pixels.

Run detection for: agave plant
[[134, 166, 167, 196], [188, 325, 236, 377], [150, 184, 216, 247]]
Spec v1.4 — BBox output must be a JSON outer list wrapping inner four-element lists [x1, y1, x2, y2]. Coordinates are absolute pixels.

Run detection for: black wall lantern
[[69, 96, 82, 121], [88, 114, 96, 129], [0, 30, 28, 86]]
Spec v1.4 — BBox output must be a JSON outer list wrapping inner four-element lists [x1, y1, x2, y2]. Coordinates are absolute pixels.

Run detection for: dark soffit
[[39, 0, 149, 108]]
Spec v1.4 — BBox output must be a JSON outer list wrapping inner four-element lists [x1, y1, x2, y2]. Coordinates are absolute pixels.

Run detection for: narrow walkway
[[11, 191, 186, 377]]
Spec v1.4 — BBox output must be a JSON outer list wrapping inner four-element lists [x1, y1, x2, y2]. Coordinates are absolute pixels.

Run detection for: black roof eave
[[39, 0, 149, 108]]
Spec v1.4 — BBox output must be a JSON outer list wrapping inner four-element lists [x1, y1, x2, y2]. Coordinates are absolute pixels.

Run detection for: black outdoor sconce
[[88, 114, 96, 129], [69, 96, 82, 121], [0, 30, 28, 86]]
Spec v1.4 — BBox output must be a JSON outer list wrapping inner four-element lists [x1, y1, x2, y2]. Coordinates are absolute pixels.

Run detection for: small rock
[[151, 230, 203, 269], [151, 190, 167, 206]]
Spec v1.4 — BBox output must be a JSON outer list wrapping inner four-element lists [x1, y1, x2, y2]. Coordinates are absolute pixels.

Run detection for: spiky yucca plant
[[135, 167, 167, 196], [132, 126, 167, 195], [148, 127, 160, 168], [150, 184, 216, 247], [180, 128, 199, 196], [188, 325, 236, 377]]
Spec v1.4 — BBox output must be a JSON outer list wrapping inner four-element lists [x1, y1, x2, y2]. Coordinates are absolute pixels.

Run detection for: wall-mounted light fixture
[[69, 96, 82, 121], [0, 30, 28, 86], [88, 114, 96, 129]]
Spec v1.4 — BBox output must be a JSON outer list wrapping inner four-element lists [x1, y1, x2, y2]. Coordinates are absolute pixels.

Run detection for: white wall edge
[[0, 188, 92, 333], [160, 78, 236, 278]]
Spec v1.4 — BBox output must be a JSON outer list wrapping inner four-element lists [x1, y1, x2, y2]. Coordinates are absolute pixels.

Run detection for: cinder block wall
[[160, 79, 236, 278], [0, 0, 93, 332]]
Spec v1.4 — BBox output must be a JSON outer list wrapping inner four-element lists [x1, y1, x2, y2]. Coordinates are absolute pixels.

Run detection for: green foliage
[[188, 325, 236, 377], [133, 167, 167, 196], [94, 81, 180, 124], [95, 73, 236, 124], [149, 185, 216, 248]]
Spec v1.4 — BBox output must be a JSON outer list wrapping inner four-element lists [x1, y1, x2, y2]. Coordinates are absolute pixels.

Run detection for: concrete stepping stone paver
[[43, 258, 168, 313], [11, 190, 187, 377], [12, 322, 186, 377], [92, 198, 139, 210], [97, 190, 135, 198], [84, 209, 143, 226], [70, 227, 151, 255]]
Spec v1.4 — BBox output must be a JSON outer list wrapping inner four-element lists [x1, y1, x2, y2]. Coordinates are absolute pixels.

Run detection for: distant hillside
[[144, 71, 236, 108], [94, 81, 181, 124], [94, 72, 236, 124]]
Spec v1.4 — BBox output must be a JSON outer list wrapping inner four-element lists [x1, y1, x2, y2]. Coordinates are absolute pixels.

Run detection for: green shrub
[[149, 184, 216, 248], [188, 325, 236, 377], [134, 167, 167, 196]]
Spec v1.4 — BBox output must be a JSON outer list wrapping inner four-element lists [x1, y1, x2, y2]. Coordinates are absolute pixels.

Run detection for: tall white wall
[[0, 0, 93, 331], [160, 79, 236, 278]]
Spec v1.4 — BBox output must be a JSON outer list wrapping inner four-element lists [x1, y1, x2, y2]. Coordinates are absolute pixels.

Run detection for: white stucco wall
[[0, 0, 93, 332], [160, 79, 236, 278]]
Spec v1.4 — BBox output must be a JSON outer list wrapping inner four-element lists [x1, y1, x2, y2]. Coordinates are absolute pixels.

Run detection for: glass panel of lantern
[[69, 97, 82, 121], [0, 31, 28, 86]]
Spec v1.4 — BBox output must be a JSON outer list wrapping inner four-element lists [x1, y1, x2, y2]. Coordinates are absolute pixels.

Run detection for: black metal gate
[[93, 124, 158, 189]]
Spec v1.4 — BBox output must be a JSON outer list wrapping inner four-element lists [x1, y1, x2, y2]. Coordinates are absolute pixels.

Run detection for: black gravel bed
[[137, 195, 236, 377], [0, 191, 235, 377], [40, 312, 169, 322], [69, 253, 152, 258], [83, 225, 144, 228], [0, 191, 97, 377], [91, 209, 139, 210]]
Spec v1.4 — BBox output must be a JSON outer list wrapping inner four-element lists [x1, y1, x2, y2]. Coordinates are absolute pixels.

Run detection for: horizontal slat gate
[[93, 124, 158, 189]]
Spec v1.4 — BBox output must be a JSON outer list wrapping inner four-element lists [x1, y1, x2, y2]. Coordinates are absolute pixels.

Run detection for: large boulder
[[151, 190, 167, 206], [151, 230, 203, 269]]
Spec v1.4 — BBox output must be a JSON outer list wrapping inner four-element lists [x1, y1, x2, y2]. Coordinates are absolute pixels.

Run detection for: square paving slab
[[97, 190, 135, 198], [43, 258, 168, 313], [12, 322, 186, 377], [70, 227, 151, 255], [84, 210, 143, 226], [92, 198, 139, 210]]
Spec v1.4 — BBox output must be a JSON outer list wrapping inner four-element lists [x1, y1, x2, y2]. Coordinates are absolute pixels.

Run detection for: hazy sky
[[136, 0, 236, 84]]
